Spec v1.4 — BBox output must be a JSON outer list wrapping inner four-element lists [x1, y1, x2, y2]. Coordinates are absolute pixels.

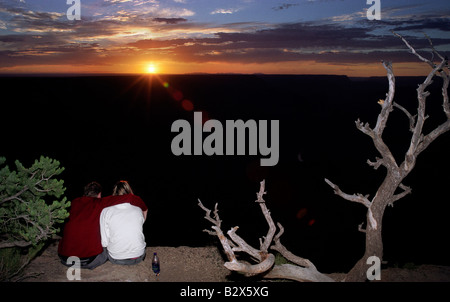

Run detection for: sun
[[146, 63, 158, 74]]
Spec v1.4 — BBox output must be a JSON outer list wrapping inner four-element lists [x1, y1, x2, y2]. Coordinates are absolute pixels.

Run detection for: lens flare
[[172, 90, 183, 101], [181, 99, 194, 111], [146, 64, 157, 74]]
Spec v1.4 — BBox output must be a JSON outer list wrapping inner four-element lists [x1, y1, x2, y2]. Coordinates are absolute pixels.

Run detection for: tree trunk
[[345, 172, 400, 281]]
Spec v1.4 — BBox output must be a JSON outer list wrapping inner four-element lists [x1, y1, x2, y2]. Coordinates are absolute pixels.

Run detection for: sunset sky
[[0, 0, 449, 76]]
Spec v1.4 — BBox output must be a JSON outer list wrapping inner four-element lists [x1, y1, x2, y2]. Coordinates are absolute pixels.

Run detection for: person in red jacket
[[58, 181, 148, 269]]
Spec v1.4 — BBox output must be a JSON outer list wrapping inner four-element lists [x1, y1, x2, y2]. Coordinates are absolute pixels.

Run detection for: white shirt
[[100, 203, 146, 260]]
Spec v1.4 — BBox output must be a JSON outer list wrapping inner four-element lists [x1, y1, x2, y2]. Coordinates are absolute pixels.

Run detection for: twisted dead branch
[[198, 180, 334, 282]]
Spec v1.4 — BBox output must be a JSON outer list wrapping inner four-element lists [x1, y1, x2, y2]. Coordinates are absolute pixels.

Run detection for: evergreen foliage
[[0, 156, 70, 280]]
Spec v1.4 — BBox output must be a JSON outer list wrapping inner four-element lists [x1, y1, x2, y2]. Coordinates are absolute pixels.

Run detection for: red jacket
[[58, 194, 147, 258]]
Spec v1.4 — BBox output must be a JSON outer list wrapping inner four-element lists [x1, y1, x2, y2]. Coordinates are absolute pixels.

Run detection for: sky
[[0, 0, 449, 76]]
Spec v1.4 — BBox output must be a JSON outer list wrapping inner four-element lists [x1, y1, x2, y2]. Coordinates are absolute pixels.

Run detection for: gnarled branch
[[397, 32, 450, 172], [390, 183, 412, 206], [255, 180, 276, 253], [198, 181, 334, 282], [271, 222, 317, 270], [393, 102, 417, 132], [224, 254, 275, 275], [264, 264, 334, 282], [324, 178, 371, 207]]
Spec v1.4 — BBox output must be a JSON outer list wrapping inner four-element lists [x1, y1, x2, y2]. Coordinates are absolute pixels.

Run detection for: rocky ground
[[19, 241, 450, 282], [20, 241, 230, 282]]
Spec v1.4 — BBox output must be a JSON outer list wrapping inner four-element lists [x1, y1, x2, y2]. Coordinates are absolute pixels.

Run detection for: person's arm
[[101, 194, 147, 211], [128, 195, 148, 212], [99, 209, 109, 248], [143, 210, 148, 222]]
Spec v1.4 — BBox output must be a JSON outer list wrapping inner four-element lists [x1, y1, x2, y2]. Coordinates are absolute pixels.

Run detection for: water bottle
[[152, 252, 160, 276]]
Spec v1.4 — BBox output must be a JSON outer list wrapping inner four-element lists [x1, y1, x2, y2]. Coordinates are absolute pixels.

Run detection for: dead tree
[[325, 32, 450, 281], [198, 33, 449, 282], [198, 180, 334, 282]]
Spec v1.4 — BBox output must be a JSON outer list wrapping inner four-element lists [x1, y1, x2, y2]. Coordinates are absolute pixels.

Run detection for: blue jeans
[[107, 251, 146, 265], [59, 248, 108, 270]]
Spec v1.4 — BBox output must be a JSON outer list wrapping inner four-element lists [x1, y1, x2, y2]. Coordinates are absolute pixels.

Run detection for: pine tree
[[0, 156, 70, 280]]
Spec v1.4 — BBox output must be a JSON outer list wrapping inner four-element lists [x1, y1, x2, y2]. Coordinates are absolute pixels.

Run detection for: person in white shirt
[[100, 180, 147, 265]]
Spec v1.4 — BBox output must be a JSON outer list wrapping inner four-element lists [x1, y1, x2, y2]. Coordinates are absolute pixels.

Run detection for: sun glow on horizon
[[146, 63, 158, 74], [0, 60, 432, 77]]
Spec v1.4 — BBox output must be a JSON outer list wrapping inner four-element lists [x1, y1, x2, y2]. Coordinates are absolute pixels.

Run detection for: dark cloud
[[390, 18, 450, 32], [128, 38, 193, 49], [126, 19, 450, 65], [272, 3, 299, 11], [152, 18, 188, 24]]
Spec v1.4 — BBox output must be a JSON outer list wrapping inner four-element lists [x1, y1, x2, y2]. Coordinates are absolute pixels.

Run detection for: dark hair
[[83, 181, 102, 197], [112, 180, 134, 196]]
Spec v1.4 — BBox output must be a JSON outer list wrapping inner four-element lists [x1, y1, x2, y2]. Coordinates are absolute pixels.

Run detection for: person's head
[[83, 181, 102, 198], [112, 180, 134, 196]]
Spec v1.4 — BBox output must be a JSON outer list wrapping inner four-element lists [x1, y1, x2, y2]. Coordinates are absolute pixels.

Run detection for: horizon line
[[0, 72, 428, 79]]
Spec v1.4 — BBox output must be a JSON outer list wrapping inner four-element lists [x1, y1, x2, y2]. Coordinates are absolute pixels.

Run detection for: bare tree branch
[[264, 263, 334, 282], [367, 157, 385, 170], [271, 222, 317, 269], [392, 31, 434, 68], [358, 222, 366, 233], [224, 253, 275, 275], [254, 180, 277, 253], [393, 102, 417, 132], [198, 181, 334, 282], [212, 226, 237, 263], [198, 199, 236, 262], [198, 199, 221, 229], [375, 61, 396, 133], [324, 178, 371, 207], [390, 183, 412, 205], [227, 226, 262, 261], [355, 61, 399, 172], [372, 61, 400, 171], [355, 119, 374, 138], [441, 70, 450, 117], [401, 55, 449, 172], [424, 33, 445, 62]]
